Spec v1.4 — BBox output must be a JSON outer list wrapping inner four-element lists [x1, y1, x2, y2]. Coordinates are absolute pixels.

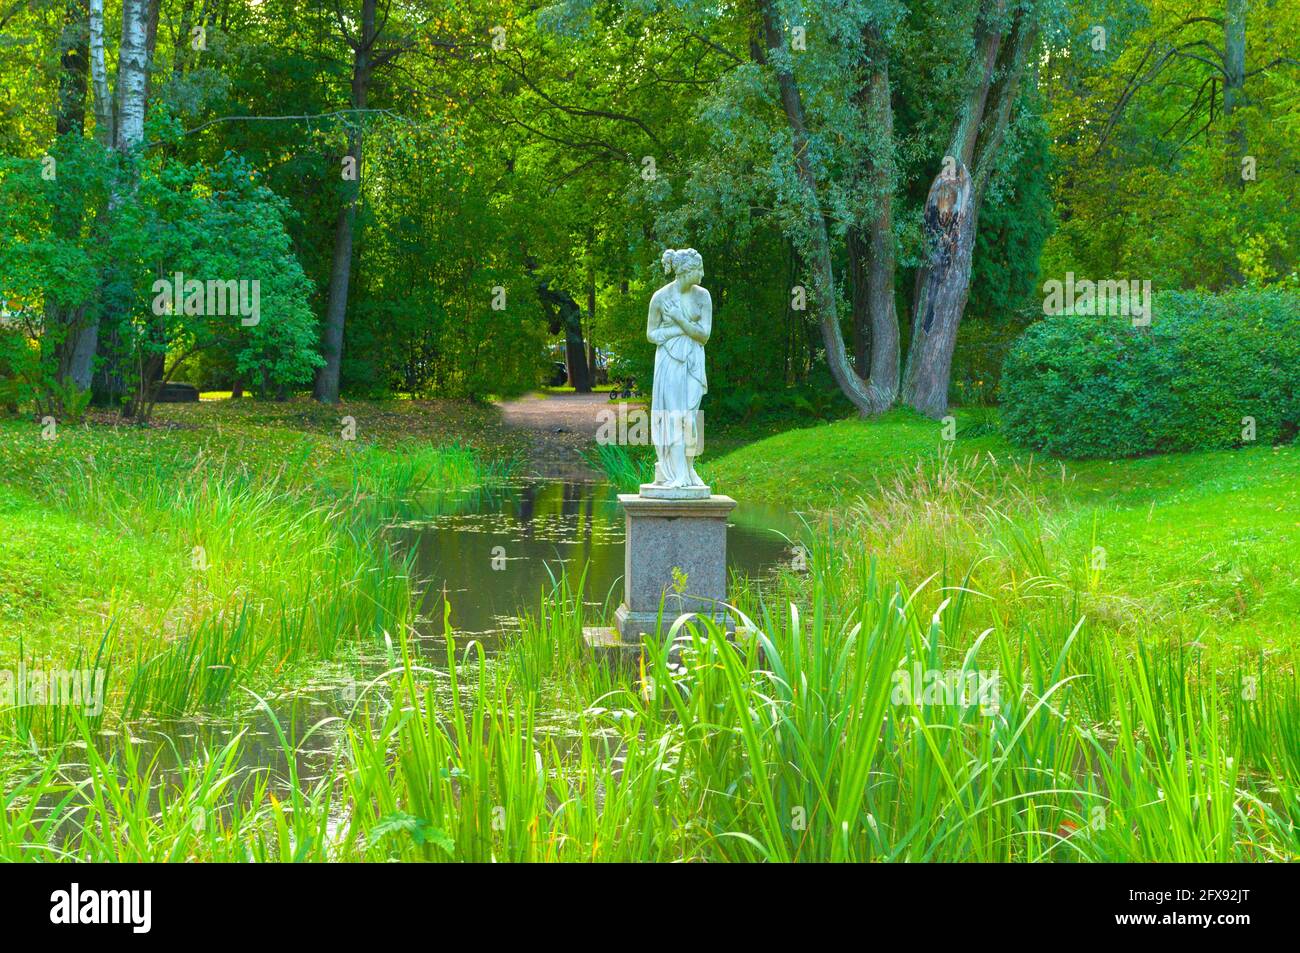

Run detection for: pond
[[392, 476, 804, 644], [34, 474, 805, 822]]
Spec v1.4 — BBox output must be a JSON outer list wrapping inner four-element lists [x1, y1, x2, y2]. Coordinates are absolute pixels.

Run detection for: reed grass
[[580, 442, 654, 491], [0, 436, 501, 740], [342, 442, 518, 501], [5, 552, 1293, 861], [2, 418, 1294, 862]]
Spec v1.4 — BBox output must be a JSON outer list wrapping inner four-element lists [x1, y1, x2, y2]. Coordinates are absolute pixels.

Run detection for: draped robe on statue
[[647, 291, 708, 487]]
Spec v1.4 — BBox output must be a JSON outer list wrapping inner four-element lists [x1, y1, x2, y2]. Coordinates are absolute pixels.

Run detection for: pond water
[[35, 475, 805, 822], [392, 477, 804, 644]]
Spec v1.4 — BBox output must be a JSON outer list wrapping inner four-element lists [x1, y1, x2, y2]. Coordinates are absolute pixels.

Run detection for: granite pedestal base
[[612, 493, 736, 643]]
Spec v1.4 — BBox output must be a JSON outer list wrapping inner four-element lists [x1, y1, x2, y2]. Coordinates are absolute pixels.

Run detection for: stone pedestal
[[613, 493, 736, 643]]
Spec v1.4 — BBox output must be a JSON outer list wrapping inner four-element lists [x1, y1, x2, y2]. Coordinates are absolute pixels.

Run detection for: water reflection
[[389, 479, 802, 639]]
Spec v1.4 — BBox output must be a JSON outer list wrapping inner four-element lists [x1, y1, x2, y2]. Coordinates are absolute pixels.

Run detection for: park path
[[495, 391, 613, 479], [497, 391, 611, 437]]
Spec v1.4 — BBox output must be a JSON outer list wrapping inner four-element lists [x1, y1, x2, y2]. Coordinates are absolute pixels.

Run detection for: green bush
[[1001, 289, 1300, 457]]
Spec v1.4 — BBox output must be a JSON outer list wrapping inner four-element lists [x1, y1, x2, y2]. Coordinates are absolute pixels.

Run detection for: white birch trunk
[[115, 0, 150, 152], [88, 0, 113, 146]]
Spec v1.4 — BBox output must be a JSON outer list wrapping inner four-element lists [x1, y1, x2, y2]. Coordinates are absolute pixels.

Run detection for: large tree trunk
[[314, 0, 376, 403], [902, 5, 1036, 417], [66, 314, 100, 392], [67, 0, 113, 390], [858, 31, 900, 399], [757, 0, 894, 416], [107, 0, 151, 411], [901, 164, 976, 417], [535, 281, 589, 391], [87, 0, 113, 147], [845, 55, 901, 394], [562, 302, 590, 392], [49, 3, 90, 392], [70, 0, 149, 396], [114, 0, 149, 153], [847, 227, 871, 372], [314, 198, 359, 403], [94, 0, 150, 409]]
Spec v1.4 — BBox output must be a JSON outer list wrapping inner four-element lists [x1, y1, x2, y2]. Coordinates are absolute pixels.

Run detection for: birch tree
[[67, 0, 150, 393]]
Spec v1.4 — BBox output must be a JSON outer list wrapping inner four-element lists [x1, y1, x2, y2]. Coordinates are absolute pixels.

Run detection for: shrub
[[1000, 289, 1300, 457]]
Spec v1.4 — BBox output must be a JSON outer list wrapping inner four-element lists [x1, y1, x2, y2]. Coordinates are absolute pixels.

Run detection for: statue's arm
[[680, 290, 711, 345], [647, 296, 675, 345]]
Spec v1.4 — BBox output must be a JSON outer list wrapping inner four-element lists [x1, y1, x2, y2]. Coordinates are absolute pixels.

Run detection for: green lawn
[[704, 407, 1004, 508], [705, 408, 1300, 659]]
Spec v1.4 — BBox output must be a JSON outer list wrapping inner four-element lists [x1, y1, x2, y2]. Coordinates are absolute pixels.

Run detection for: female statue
[[644, 248, 711, 495]]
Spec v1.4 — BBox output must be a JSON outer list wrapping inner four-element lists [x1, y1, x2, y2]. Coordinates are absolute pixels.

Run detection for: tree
[[1041, 0, 1299, 292], [314, 0, 424, 403], [110, 140, 322, 419], [742, 0, 1050, 417], [60, 0, 152, 399], [901, 1, 1040, 416]]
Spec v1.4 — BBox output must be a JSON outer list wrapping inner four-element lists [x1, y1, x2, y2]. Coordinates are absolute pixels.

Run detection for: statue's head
[[662, 248, 704, 289]]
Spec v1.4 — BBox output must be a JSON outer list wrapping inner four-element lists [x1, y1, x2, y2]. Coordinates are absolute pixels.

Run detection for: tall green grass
[[2, 429, 1294, 862], [0, 437, 507, 740], [580, 443, 654, 491], [341, 442, 518, 501], [6, 559, 1293, 861]]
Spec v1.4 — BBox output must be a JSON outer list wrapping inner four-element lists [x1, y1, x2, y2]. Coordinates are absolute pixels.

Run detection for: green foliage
[[0, 406, 516, 735], [580, 441, 655, 492], [105, 120, 322, 411], [706, 406, 1005, 510], [0, 327, 37, 410], [2, 385, 1299, 861], [39, 376, 93, 422], [1042, 2, 1300, 291], [712, 365, 856, 425], [5, 557, 1295, 861], [949, 99, 1056, 405], [0, 120, 320, 417], [342, 122, 546, 399], [965, 101, 1056, 323], [0, 135, 112, 413], [948, 311, 1035, 406], [1001, 289, 1300, 457]]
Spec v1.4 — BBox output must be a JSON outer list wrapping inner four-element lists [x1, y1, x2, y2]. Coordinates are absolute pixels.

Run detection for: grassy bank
[[0, 399, 521, 741], [3, 563, 1295, 861]]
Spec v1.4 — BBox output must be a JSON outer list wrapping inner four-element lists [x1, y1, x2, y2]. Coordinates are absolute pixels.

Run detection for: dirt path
[[498, 391, 612, 436], [496, 391, 618, 479]]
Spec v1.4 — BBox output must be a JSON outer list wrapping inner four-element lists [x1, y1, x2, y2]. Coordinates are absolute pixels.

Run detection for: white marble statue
[[643, 248, 711, 498]]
